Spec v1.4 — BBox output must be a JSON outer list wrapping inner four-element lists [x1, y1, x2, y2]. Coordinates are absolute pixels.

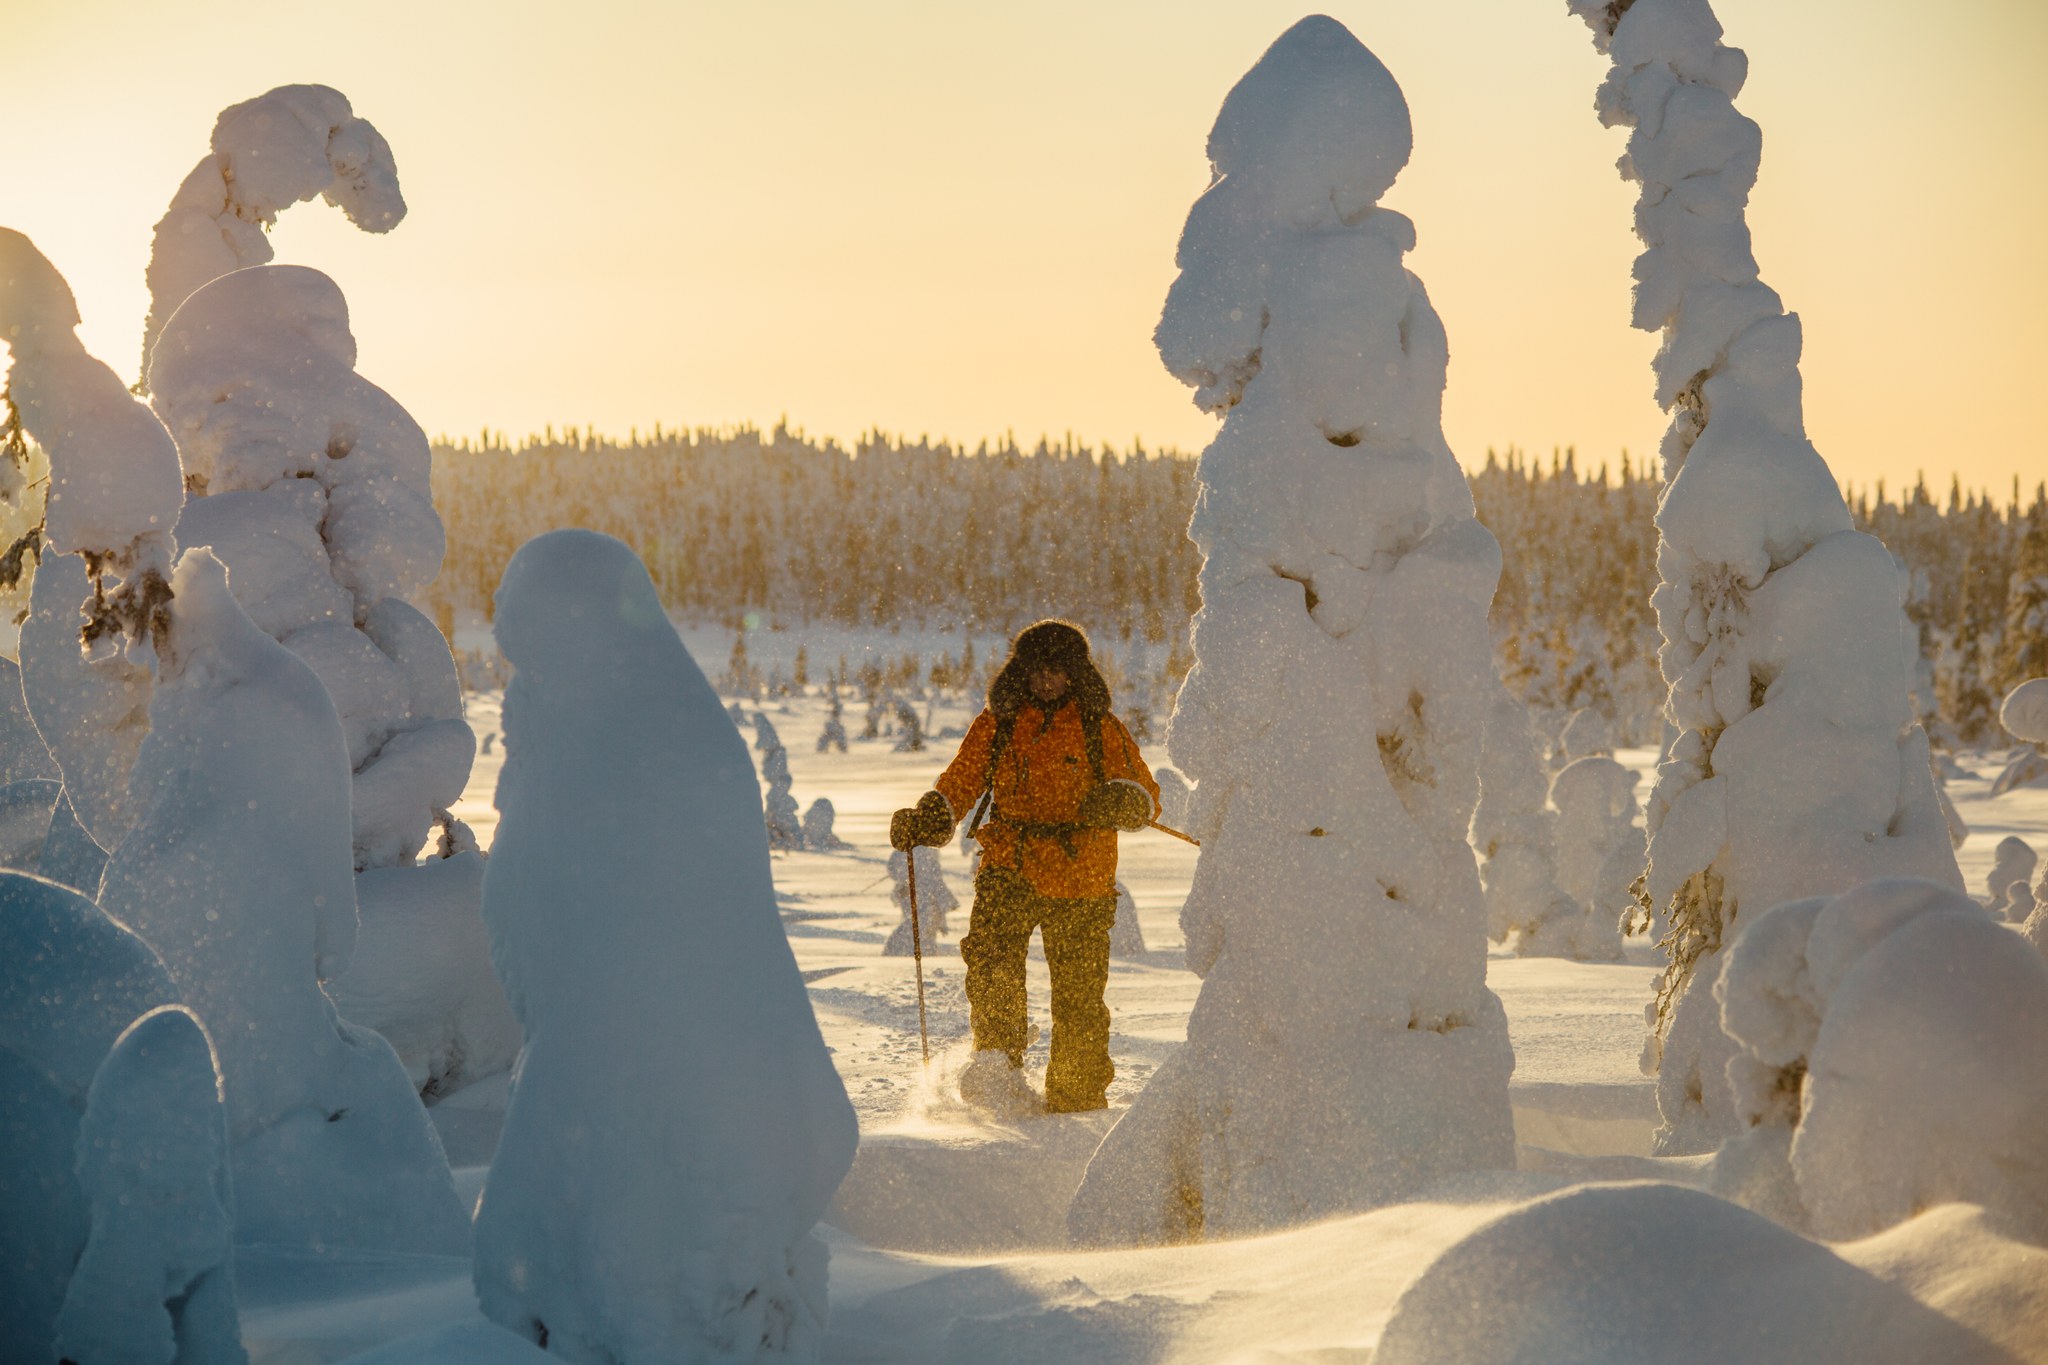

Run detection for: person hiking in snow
[[891, 620, 1160, 1113]]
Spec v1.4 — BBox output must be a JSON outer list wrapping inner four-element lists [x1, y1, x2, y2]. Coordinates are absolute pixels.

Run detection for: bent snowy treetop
[[143, 85, 403, 378]]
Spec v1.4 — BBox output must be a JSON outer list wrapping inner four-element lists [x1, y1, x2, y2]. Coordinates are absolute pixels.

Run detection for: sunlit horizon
[[6, 0, 2044, 496]]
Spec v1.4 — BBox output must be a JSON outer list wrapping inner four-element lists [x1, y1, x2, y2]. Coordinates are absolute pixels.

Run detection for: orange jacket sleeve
[[933, 709, 998, 824]]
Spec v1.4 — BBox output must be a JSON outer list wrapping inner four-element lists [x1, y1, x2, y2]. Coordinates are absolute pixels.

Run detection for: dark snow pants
[[959, 867, 1116, 1111]]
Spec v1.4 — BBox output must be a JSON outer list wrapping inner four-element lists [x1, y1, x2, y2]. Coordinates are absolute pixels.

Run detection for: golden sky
[[5, 0, 2044, 494]]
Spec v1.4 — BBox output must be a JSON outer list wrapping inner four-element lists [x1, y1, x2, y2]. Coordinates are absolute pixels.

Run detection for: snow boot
[[958, 1049, 1043, 1118]]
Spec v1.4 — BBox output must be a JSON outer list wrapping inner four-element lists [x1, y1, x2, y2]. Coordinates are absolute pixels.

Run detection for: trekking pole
[[905, 850, 932, 1064], [1148, 819, 1201, 847]]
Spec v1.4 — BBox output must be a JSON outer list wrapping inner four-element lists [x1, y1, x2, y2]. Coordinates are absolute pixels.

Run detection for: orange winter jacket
[[934, 701, 1160, 900]]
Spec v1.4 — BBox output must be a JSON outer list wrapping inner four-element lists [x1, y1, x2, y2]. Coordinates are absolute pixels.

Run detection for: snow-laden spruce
[[149, 261, 516, 1098], [1109, 880, 1148, 958], [1717, 878, 2048, 1242], [0, 871, 181, 1354], [1472, 689, 1581, 955], [1986, 838, 2038, 921], [1542, 752, 1641, 960], [53, 1005, 246, 1365], [98, 549, 468, 1254], [1070, 16, 1515, 1244], [1570, 0, 1960, 1153], [1992, 678, 2048, 796], [756, 713, 804, 850], [883, 847, 953, 956], [801, 797, 850, 851], [140, 84, 403, 382], [0, 230, 183, 850], [476, 530, 858, 1363]]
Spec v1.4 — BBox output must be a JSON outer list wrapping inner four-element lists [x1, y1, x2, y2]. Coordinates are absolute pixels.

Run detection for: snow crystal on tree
[[1569, 0, 1961, 1154], [1070, 17, 1514, 1244], [141, 84, 403, 381], [53, 1005, 246, 1365], [477, 530, 857, 1362], [0, 870, 181, 1354], [882, 847, 953, 956], [97, 550, 467, 1255], [1718, 878, 2048, 1241]]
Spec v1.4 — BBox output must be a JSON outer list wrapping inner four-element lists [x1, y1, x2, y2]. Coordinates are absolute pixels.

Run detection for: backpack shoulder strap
[[1084, 710, 1107, 785], [985, 712, 1018, 793], [967, 711, 1018, 836]]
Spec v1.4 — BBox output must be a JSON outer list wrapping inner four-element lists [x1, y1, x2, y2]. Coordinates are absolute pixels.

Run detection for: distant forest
[[426, 426, 2048, 747]]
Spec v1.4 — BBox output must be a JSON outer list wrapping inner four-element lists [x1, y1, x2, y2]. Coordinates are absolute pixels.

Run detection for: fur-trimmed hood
[[987, 619, 1111, 720]]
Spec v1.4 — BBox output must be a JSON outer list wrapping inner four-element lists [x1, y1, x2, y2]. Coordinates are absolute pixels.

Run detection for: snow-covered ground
[[234, 681, 2048, 1363]]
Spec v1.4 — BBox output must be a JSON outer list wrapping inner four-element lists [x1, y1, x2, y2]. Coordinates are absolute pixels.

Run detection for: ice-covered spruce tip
[[1069, 16, 1515, 1246], [476, 529, 858, 1363], [1569, 0, 1961, 1156]]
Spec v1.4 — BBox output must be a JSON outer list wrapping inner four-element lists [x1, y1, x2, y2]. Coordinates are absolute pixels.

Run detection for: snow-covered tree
[[754, 714, 803, 849], [52, 1005, 246, 1365], [1986, 837, 2038, 921], [147, 261, 513, 1098], [1153, 765, 1191, 831], [801, 796, 850, 850], [1109, 881, 1148, 958], [1473, 689, 1580, 951], [1070, 17, 1515, 1244], [0, 872, 181, 1355], [882, 846, 953, 956], [1718, 878, 2048, 1242], [1569, 0, 1962, 1153], [140, 84, 403, 383], [0, 231, 184, 850], [1541, 754, 1638, 960], [1997, 511, 2048, 694], [816, 693, 848, 752], [98, 549, 468, 1254], [1992, 678, 2048, 796], [477, 529, 856, 1362]]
